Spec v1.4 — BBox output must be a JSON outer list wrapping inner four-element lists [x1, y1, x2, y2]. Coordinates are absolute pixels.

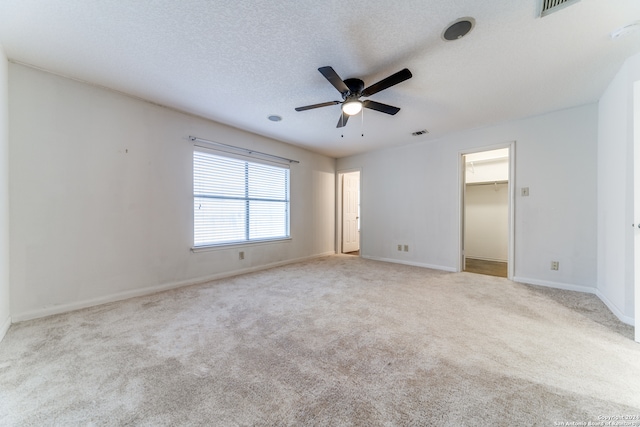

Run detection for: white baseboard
[[12, 251, 336, 323], [513, 276, 635, 326], [0, 315, 11, 343], [512, 276, 596, 294], [362, 255, 457, 273], [465, 256, 508, 263], [596, 289, 635, 326]]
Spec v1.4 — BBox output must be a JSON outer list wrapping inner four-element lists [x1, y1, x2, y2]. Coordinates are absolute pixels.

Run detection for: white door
[[342, 172, 360, 253]]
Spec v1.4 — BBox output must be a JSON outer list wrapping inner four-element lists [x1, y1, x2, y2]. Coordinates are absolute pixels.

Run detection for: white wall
[[9, 63, 336, 321], [0, 45, 10, 341], [464, 154, 509, 262], [465, 182, 508, 262], [338, 103, 598, 292], [597, 52, 640, 325]]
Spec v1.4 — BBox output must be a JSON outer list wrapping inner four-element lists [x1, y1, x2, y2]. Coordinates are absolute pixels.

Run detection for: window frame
[[192, 147, 291, 251]]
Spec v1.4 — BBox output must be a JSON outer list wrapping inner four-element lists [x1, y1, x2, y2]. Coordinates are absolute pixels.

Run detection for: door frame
[[458, 142, 515, 279], [634, 81, 640, 342], [336, 168, 362, 255]]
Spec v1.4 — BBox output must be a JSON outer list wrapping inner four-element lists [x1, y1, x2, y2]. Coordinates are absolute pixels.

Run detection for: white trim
[[633, 79, 640, 341], [0, 316, 11, 343], [191, 237, 292, 253], [596, 289, 635, 326], [465, 256, 508, 263], [511, 276, 635, 325], [507, 143, 516, 280], [458, 141, 515, 279], [512, 276, 596, 294], [11, 251, 336, 323], [362, 255, 457, 272]]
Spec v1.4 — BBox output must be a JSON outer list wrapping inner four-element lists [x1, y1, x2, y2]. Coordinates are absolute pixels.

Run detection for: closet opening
[[460, 145, 514, 278]]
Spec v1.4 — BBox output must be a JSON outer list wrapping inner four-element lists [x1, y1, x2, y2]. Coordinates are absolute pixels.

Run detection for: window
[[193, 150, 290, 247]]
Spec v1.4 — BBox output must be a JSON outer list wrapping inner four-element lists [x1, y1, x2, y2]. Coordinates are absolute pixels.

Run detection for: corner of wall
[[596, 289, 635, 326], [0, 315, 10, 343], [0, 42, 11, 342], [596, 52, 639, 325]]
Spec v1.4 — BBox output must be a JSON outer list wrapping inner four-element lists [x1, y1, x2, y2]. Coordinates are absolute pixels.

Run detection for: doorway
[[339, 171, 360, 255], [460, 145, 514, 278]]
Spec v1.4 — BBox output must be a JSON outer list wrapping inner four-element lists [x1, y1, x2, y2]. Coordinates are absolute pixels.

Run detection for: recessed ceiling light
[[611, 22, 640, 39], [442, 17, 475, 41], [268, 115, 282, 122]]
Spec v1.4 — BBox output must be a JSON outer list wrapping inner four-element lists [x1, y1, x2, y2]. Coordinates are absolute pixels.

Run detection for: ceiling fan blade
[[295, 100, 340, 111], [363, 100, 401, 115], [361, 68, 412, 97], [319, 66, 350, 94], [336, 111, 349, 128]]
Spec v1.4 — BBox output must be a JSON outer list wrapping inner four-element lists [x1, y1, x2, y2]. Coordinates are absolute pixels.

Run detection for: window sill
[[191, 237, 292, 253]]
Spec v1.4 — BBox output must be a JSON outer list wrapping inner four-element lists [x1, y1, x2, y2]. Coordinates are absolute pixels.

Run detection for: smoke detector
[[611, 22, 640, 40]]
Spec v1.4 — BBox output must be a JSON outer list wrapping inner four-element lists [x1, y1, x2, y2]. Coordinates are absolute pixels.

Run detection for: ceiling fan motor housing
[[343, 78, 365, 99]]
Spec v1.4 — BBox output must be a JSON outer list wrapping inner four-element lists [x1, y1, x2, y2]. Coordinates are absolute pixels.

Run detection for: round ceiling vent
[[442, 17, 475, 41], [268, 115, 282, 122]]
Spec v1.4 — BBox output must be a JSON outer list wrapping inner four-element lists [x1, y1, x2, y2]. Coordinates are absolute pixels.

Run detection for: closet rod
[[188, 136, 300, 164]]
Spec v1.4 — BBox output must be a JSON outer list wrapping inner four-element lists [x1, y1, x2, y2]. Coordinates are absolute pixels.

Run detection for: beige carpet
[[1, 255, 639, 425]]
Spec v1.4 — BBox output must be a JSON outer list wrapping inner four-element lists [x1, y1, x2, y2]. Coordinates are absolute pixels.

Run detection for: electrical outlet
[[239, 251, 245, 260], [404, 245, 409, 252], [397, 244, 402, 251], [521, 187, 530, 197], [551, 261, 559, 270]]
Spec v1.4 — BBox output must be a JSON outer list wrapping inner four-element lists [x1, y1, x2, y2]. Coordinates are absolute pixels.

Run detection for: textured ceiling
[[1, 0, 639, 158]]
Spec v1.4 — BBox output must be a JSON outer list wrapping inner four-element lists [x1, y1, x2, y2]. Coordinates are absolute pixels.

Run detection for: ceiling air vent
[[540, 0, 580, 17]]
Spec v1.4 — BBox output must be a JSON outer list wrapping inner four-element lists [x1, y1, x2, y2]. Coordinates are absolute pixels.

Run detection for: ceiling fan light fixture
[[342, 100, 363, 116]]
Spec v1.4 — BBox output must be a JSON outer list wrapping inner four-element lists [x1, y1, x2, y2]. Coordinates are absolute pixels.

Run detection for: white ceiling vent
[[540, 0, 580, 17]]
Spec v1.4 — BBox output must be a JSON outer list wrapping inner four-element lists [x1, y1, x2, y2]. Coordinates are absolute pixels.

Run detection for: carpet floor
[[1, 255, 638, 426]]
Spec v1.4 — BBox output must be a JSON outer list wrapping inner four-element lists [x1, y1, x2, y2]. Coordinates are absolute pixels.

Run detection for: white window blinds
[[193, 150, 290, 247]]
